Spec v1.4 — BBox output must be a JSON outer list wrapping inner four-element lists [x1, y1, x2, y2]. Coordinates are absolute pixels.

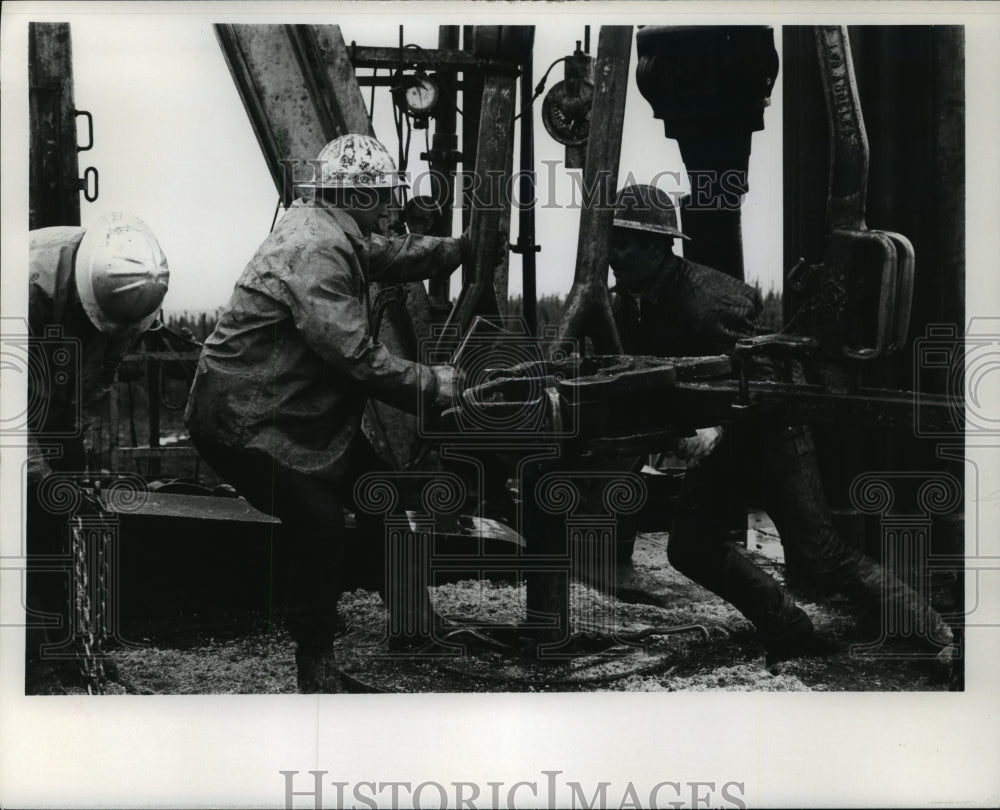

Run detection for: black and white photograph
[[1, 2, 998, 807]]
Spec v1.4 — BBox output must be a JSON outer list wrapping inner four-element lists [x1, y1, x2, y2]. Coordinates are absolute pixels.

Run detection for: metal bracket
[[73, 109, 94, 152], [348, 43, 521, 76], [509, 236, 541, 255], [733, 334, 818, 406], [78, 166, 99, 202], [419, 147, 463, 165]]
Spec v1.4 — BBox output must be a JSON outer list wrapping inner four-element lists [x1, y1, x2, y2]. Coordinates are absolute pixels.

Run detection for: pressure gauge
[[541, 77, 594, 146], [400, 71, 440, 117]]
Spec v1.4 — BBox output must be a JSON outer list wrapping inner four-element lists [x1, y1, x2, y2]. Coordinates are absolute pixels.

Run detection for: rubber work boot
[[765, 629, 840, 668], [294, 645, 346, 694], [847, 556, 955, 652]]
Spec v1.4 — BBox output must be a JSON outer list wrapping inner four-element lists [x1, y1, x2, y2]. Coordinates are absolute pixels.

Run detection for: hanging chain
[[96, 523, 111, 652], [71, 510, 107, 695], [775, 271, 845, 337]]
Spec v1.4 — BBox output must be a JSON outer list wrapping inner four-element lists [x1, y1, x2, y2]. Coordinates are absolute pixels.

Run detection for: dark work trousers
[[25, 439, 90, 668], [192, 435, 392, 649], [669, 422, 951, 648], [25, 483, 80, 666]]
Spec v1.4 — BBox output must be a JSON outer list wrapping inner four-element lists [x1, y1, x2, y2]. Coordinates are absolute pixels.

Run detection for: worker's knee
[[785, 530, 865, 586]]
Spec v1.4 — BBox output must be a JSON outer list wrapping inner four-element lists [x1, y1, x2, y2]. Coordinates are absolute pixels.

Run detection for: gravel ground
[[30, 534, 958, 695]]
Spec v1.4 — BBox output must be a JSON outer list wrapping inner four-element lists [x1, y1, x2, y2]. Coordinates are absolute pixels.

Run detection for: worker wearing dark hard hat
[[609, 183, 953, 666], [26, 212, 170, 692], [185, 134, 467, 693]]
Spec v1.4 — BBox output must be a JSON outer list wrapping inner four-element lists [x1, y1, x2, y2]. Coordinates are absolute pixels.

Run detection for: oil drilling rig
[[27, 22, 966, 689]]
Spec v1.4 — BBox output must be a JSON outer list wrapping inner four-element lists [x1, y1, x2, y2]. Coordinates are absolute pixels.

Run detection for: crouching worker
[[609, 183, 953, 666], [27, 213, 170, 692], [185, 134, 464, 693]]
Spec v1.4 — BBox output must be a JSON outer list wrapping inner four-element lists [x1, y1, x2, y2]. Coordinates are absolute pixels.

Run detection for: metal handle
[[814, 25, 869, 231], [883, 231, 915, 354], [841, 230, 897, 361], [79, 166, 99, 202], [73, 109, 94, 152]]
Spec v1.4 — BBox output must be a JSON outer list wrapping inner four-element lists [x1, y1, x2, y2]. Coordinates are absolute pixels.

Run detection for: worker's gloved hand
[[432, 364, 458, 410], [677, 426, 725, 467]]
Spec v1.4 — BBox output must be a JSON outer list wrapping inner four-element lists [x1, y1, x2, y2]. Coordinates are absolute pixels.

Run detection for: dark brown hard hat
[[613, 183, 690, 240]]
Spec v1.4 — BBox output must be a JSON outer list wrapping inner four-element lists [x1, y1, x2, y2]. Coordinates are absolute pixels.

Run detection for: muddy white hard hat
[[75, 212, 170, 336], [298, 134, 408, 189]]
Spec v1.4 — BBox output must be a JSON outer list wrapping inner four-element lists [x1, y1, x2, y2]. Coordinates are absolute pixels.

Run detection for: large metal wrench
[[550, 26, 634, 358], [811, 26, 915, 360]]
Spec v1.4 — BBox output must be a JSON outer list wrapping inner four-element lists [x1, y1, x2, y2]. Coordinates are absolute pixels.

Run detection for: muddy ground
[[38, 531, 958, 695]]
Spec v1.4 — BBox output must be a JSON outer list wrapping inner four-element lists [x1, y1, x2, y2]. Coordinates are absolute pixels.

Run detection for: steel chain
[[96, 524, 109, 647], [71, 513, 107, 695]]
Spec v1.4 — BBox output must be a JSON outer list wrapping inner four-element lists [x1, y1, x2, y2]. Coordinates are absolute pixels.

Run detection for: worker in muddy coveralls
[[26, 213, 170, 692], [185, 134, 466, 693], [609, 184, 954, 666]]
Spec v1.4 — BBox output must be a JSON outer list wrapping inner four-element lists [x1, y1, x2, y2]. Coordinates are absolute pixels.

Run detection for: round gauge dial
[[542, 77, 595, 146], [403, 73, 440, 116]]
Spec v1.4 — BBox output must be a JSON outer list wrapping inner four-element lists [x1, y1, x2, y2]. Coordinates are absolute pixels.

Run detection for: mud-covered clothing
[[185, 200, 462, 481], [27, 227, 138, 482], [25, 227, 143, 678], [612, 254, 763, 358], [612, 252, 952, 650], [192, 434, 396, 648], [186, 201, 460, 652]]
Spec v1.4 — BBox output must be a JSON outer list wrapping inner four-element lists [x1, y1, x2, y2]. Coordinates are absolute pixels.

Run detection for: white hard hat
[[298, 134, 408, 189], [75, 212, 170, 336]]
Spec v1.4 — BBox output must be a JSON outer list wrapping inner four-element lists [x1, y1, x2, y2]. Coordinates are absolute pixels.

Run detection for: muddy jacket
[[185, 201, 462, 481], [612, 254, 763, 357], [27, 227, 138, 482], [623, 256, 954, 650]]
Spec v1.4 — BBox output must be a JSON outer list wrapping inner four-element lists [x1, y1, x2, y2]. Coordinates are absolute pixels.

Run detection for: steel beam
[[435, 69, 518, 347], [29, 22, 83, 228], [347, 44, 518, 75], [424, 25, 462, 320], [215, 24, 327, 201], [551, 26, 634, 357], [286, 24, 373, 140], [460, 26, 483, 240], [514, 33, 540, 335]]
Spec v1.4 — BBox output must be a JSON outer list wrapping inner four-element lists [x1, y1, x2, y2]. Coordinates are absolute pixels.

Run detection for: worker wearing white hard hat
[[186, 134, 470, 693], [27, 212, 169, 478], [25, 212, 169, 693]]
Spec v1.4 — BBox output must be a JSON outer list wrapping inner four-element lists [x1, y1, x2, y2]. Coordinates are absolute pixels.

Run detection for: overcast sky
[[63, 13, 783, 315]]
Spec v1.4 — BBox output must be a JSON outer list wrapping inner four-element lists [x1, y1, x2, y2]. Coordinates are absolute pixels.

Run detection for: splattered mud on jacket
[[185, 201, 461, 481]]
